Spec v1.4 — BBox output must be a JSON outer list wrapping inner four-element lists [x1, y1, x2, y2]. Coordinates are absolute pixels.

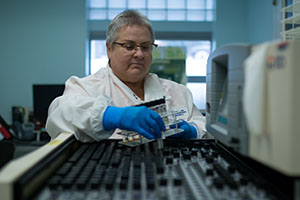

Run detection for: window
[[155, 40, 209, 110], [89, 0, 214, 21], [90, 40, 108, 74], [90, 39, 210, 110]]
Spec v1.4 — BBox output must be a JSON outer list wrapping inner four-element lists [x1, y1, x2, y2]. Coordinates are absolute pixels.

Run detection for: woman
[[46, 10, 206, 142]]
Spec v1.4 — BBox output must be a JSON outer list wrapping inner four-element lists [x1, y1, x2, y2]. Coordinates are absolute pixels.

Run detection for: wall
[[215, 0, 249, 48], [247, 0, 281, 44], [214, 0, 281, 48], [0, 0, 87, 123]]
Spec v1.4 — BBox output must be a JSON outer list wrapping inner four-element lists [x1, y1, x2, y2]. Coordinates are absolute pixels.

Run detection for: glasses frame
[[113, 42, 158, 53]]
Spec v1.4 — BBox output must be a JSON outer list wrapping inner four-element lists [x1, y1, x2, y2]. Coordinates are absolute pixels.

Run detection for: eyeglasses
[[113, 42, 158, 53]]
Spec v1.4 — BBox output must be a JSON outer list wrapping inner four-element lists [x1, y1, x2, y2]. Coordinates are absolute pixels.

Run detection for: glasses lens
[[141, 44, 151, 52], [122, 43, 135, 51]]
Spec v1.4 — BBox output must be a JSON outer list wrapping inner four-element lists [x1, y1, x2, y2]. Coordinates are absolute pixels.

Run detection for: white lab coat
[[46, 65, 206, 142]]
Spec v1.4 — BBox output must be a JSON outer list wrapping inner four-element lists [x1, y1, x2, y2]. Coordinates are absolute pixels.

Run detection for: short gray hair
[[106, 10, 155, 48]]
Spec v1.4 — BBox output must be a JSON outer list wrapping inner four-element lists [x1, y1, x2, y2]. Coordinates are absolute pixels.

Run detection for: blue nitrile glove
[[168, 120, 197, 139], [102, 106, 166, 139]]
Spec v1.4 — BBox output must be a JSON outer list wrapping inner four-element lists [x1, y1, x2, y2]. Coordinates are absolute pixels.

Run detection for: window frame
[[88, 0, 214, 22]]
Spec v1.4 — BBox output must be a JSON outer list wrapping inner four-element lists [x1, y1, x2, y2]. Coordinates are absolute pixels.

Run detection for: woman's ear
[[106, 42, 111, 59]]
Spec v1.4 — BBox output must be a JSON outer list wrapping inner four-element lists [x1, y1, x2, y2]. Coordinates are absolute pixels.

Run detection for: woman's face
[[106, 25, 153, 85]]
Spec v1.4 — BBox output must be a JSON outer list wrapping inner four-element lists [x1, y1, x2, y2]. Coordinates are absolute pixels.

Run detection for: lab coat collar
[[106, 64, 168, 104], [144, 73, 169, 102]]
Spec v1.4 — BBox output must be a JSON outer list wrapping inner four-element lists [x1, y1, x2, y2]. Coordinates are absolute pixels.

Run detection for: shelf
[[281, 0, 300, 40], [282, 1, 300, 13], [281, 26, 300, 39], [281, 13, 300, 24]]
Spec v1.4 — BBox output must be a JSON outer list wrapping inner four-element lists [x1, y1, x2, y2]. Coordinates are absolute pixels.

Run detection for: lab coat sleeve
[[189, 104, 207, 139], [46, 77, 115, 142], [182, 87, 206, 139]]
